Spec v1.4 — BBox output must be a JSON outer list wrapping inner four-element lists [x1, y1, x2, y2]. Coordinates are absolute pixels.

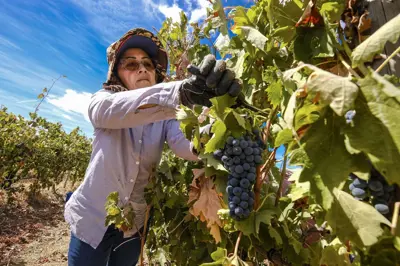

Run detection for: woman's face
[[117, 48, 156, 90]]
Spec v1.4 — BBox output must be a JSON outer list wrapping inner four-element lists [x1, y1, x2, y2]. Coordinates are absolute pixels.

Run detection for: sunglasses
[[118, 57, 155, 72]]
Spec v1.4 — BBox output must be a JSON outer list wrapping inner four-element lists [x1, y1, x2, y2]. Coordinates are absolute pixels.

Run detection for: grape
[[233, 147, 242, 155], [240, 153, 246, 160], [240, 179, 250, 188], [229, 178, 239, 187], [235, 165, 244, 174], [226, 158, 234, 166], [375, 204, 389, 215], [249, 191, 255, 198], [249, 167, 256, 173], [243, 209, 250, 217], [240, 201, 249, 209], [233, 156, 241, 164], [232, 139, 240, 146], [384, 185, 395, 193], [248, 197, 254, 207], [226, 185, 233, 194], [252, 128, 260, 135], [349, 254, 356, 263], [213, 149, 223, 159], [351, 188, 366, 198], [254, 155, 262, 164], [246, 155, 254, 162], [371, 189, 384, 197], [253, 148, 260, 155], [235, 207, 244, 216], [227, 136, 234, 145], [353, 178, 367, 189], [221, 155, 229, 163], [247, 173, 256, 182], [226, 148, 233, 155], [349, 183, 355, 191], [232, 196, 240, 204], [240, 140, 249, 148], [233, 187, 242, 196], [243, 163, 250, 171], [368, 180, 383, 192], [244, 147, 253, 155], [241, 192, 249, 201], [229, 202, 236, 209]]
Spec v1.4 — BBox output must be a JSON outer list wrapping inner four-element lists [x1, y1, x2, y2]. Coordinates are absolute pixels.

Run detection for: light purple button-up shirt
[[64, 81, 198, 249]]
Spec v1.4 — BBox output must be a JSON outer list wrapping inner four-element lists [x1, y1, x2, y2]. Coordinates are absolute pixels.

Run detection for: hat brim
[[116, 35, 168, 71]]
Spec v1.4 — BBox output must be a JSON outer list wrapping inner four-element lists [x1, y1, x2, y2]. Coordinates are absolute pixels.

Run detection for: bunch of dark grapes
[[349, 168, 396, 216], [213, 130, 265, 220]]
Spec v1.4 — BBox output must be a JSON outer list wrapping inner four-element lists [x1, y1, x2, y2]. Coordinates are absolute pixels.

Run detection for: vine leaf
[[344, 73, 400, 184], [267, 80, 283, 109], [232, 26, 268, 50], [320, 2, 343, 23], [319, 238, 352, 266], [291, 114, 366, 210], [351, 14, 400, 67], [204, 120, 227, 154], [188, 169, 223, 243], [235, 209, 277, 237], [274, 128, 293, 147], [326, 188, 391, 247], [284, 64, 359, 116]]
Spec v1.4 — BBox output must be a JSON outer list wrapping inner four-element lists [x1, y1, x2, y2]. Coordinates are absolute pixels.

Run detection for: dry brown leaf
[[188, 169, 223, 243], [327, 64, 349, 77]]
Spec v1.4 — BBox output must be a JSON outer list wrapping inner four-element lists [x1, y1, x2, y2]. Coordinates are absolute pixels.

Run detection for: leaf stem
[[275, 146, 288, 207], [376, 46, 400, 74], [34, 75, 64, 114], [391, 202, 400, 235], [337, 53, 361, 79], [234, 231, 243, 257]]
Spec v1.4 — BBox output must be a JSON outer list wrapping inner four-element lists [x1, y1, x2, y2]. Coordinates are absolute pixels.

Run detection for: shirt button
[[139, 140, 142, 144], [124, 197, 129, 200], [130, 179, 134, 183], [136, 161, 140, 165]]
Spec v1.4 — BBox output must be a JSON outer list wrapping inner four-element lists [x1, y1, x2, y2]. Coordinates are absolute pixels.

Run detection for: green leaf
[[37, 93, 44, 99], [231, 50, 246, 79], [267, 80, 283, 109], [204, 120, 227, 153], [269, 226, 283, 245], [272, 26, 296, 46], [293, 113, 366, 210], [199, 152, 227, 172], [319, 238, 352, 266], [42, 87, 48, 93], [106, 205, 120, 216], [232, 110, 247, 129], [233, 26, 268, 50], [200, 247, 229, 266], [294, 102, 323, 131], [294, 27, 334, 62], [344, 74, 400, 184], [274, 128, 292, 147], [326, 188, 391, 247], [210, 95, 236, 120], [352, 14, 400, 67], [176, 106, 198, 139], [320, 2, 344, 23], [235, 209, 276, 237]]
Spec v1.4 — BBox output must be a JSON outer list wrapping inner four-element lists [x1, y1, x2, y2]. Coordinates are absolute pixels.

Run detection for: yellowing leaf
[[327, 189, 391, 247]]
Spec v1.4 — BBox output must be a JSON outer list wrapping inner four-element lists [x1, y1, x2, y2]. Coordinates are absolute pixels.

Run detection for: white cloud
[[0, 35, 22, 50], [47, 89, 93, 122], [190, 0, 212, 23], [158, 4, 184, 23]]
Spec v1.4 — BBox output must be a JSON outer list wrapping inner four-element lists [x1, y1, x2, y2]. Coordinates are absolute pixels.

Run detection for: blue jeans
[[68, 225, 143, 266]]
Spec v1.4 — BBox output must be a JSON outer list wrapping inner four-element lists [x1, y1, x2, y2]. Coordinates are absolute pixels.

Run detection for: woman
[[65, 28, 241, 266]]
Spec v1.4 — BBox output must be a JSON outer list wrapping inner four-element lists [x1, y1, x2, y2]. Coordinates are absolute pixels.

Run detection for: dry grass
[[0, 179, 79, 266]]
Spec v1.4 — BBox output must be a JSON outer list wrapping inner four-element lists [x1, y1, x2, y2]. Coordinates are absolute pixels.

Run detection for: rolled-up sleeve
[[88, 81, 183, 129], [165, 119, 199, 161]]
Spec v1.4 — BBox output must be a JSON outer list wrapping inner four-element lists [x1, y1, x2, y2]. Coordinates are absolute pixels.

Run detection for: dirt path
[[0, 180, 75, 266]]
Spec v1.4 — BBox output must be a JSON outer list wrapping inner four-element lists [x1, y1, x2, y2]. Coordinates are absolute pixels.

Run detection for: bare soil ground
[[0, 180, 77, 266]]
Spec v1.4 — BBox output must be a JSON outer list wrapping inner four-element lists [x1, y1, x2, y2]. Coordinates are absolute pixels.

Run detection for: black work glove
[[180, 54, 242, 107]]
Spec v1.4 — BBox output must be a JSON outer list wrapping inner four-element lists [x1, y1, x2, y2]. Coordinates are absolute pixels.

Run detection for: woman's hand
[[180, 54, 242, 107]]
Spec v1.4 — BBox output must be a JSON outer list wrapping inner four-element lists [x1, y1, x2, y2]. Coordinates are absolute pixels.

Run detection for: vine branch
[[34, 75, 65, 114], [376, 46, 400, 74], [139, 205, 152, 266], [391, 202, 400, 235], [234, 231, 243, 257]]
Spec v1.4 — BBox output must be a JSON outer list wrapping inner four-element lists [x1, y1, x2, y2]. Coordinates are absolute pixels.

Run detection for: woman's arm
[[88, 81, 183, 129], [165, 119, 199, 161]]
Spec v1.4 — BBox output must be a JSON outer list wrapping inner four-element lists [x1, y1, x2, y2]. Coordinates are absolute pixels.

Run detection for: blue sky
[[0, 0, 253, 136]]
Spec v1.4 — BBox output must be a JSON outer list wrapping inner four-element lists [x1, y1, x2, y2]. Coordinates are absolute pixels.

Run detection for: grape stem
[[275, 146, 288, 207], [391, 202, 400, 235], [139, 205, 152, 266], [234, 231, 243, 257]]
